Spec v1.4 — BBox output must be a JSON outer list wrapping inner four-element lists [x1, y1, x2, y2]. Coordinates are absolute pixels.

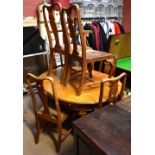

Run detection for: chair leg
[[61, 53, 69, 86], [56, 126, 62, 152], [62, 64, 71, 87], [35, 119, 41, 144], [47, 53, 55, 76], [62, 65, 67, 86], [77, 65, 86, 96], [87, 63, 93, 78]]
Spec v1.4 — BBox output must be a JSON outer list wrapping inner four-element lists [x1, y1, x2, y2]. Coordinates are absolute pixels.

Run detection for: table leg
[[79, 108, 87, 116]]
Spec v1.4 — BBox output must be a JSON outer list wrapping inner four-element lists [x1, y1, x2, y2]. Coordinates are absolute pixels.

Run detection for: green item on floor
[[116, 57, 131, 72]]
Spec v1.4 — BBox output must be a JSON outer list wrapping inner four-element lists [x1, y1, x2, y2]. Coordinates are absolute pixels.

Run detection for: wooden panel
[[109, 34, 131, 59]]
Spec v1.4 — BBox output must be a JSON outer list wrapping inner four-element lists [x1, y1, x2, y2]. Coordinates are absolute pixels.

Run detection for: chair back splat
[[43, 2, 64, 75]]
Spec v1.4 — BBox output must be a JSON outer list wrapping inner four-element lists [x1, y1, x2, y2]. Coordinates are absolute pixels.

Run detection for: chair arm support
[[101, 57, 116, 77]]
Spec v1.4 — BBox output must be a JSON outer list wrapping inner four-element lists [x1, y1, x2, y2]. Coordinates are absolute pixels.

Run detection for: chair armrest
[[75, 30, 92, 36], [100, 57, 116, 77]]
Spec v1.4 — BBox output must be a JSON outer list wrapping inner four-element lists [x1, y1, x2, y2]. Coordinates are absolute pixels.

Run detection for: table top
[[40, 67, 119, 105], [116, 57, 131, 72], [73, 96, 131, 155]]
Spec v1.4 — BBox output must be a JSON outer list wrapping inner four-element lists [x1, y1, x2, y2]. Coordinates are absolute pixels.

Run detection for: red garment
[[113, 22, 121, 34], [94, 23, 100, 50], [90, 23, 100, 50]]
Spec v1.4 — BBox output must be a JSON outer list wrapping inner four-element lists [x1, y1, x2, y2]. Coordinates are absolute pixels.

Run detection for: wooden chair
[[26, 73, 71, 152], [43, 2, 64, 75], [60, 4, 116, 96], [98, 72, 127, 107]]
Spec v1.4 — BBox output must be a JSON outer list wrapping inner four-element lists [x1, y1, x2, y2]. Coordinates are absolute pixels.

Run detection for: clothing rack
[[81, 16, 119, 20], [80, 16, 123, 25]]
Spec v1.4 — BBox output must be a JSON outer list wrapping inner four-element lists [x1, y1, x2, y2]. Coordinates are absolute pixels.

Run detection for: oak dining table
[[39, 67, 119, 115]]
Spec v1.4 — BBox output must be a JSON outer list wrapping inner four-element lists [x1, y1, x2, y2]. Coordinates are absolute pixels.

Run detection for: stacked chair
[[60, 4, 116, 95]]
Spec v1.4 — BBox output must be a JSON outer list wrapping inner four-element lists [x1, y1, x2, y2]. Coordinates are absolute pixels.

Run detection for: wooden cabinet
[[73, 96, 131, 155]]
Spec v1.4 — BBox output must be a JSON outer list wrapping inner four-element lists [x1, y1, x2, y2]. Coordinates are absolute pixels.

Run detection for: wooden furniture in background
[[73, 96, 131, 155], [26, 73, 71, 152], [109, 33, 131, 60], [60, 4, 116, 96], [108, 33, 131, 88]]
